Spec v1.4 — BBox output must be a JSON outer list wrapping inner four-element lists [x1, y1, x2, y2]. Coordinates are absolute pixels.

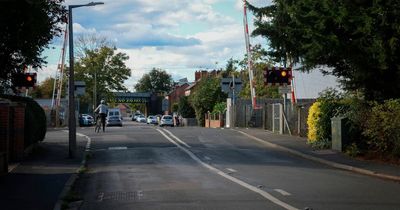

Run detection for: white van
[[107, 108, 122, 119], [106, 108, 123, 126]]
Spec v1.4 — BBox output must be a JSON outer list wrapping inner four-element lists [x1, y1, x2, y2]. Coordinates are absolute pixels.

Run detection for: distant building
[[194, 70, 221, 81], [166, 81, 190, 113], [117, 103, 131, 117]]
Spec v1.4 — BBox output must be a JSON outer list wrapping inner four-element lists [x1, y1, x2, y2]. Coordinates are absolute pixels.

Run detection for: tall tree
[[248, 0, 400, 101], [135, 68, 173, 93], [75, 33, 114, 60], [189, 77, 227, 126], [74, 46, 131, 109], [0, 0, 66, 91]]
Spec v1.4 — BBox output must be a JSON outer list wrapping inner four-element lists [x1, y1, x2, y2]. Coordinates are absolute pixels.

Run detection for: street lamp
[[68, 2, 104, 158]]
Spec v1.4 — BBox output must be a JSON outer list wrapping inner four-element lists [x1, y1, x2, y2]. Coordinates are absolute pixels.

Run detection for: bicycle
[[94, 115, 102, 133]]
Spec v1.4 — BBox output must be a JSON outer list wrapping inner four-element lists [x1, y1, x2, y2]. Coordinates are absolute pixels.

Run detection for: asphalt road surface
[[75, 120, 400, 210]]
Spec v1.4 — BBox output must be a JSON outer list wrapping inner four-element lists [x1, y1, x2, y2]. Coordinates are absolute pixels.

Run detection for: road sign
[[162, 99, 169, 112], [221, 78, 242, 95], [74, 81, 85, 96], [278, 86, 291, 94]]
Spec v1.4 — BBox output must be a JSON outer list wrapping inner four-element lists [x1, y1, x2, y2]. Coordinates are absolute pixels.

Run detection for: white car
[[136, 115, 147, 123], [159, 115, 174, 127], [147, 115, 158, 124]]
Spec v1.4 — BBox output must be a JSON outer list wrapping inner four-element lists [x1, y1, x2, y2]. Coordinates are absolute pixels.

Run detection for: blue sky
[[40, 0, 338, 98]]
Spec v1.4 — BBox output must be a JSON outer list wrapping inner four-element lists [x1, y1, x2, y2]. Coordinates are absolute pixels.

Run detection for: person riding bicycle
[[94, 99, 108, 132]]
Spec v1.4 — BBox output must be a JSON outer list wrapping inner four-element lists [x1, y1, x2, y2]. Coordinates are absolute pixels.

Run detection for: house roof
[[185, 82, 197, 91]]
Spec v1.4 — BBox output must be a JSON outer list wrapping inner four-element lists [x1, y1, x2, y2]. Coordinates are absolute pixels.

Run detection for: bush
[[172, 103, 179, 113], [189, 78, 227, 126], [307, 101, 320, 143], [307, 88, 343, 149], [212, 102, 226, 115], [363, 99, 400, 158], [0, 94, 47, 147], [177, 96, 195, 118]]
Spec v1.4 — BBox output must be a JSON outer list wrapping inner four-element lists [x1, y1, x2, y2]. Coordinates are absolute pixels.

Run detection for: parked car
[[147, 115, 158, 124], [136, 115, 147, 123], [131, 113, 142, 121], [159, 115, 174, 127], [106, 115, 122, 126], [79, 114, 94, 126]]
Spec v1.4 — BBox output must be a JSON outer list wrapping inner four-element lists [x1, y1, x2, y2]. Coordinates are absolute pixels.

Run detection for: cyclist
[[94, 99, 108, 132]]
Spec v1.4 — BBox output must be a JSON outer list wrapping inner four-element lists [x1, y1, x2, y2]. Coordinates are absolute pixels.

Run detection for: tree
[[74, 46, 131, 110], [0, 0, 66, 91], [237, 44, 280, 99], [135, 68, 173, 94], [177, 96, 195, 118], [75, 33, 114, 60], [31, 76, 67, 99], [189, 77, 227, 126], [248, 0, 400, 101]]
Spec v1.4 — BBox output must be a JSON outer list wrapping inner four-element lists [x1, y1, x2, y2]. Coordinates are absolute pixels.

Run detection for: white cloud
[[73, 23, 96, 34], [42, 0, 337, 97]]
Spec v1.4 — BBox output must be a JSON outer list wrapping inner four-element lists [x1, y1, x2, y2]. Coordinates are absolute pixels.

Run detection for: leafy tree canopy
[[135, 68, 173, 94], [0, 0, 66, 91], [248, 0, 400, 101], [236, 44, 280, 99], [31, 76, 66, 99], [177, 96, 195, 118], [189, 77, 227, 125], [75, 46, 131, 107]]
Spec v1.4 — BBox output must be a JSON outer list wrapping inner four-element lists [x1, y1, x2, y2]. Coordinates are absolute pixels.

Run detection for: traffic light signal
[[264, 67, 292, 86], [12, 73, 37, 88]]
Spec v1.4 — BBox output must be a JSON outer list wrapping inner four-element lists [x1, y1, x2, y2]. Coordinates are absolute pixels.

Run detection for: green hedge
[[363, 99, 400, 158], [0, 94, 47, 148]]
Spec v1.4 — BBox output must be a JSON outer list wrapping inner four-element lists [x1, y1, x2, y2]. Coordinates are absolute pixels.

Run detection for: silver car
[[106, 115, 122, 126], [159, 115, 174, 127]]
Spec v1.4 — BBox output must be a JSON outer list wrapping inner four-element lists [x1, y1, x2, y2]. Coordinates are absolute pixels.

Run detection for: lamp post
[[68, 2, 104, 158]]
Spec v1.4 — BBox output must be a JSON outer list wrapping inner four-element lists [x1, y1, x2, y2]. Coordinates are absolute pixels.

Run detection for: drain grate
[[97, 191, 143, 202]]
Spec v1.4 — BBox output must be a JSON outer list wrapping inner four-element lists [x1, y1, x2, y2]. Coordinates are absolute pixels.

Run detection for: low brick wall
[[0, 101, 26, 174], [205, 113, 224, 128]]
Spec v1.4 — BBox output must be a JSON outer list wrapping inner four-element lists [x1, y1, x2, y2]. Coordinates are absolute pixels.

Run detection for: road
[[75, 120, 400, 210]]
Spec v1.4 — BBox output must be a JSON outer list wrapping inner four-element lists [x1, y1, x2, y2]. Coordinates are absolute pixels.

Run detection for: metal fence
[[232, 98, 315, 137]]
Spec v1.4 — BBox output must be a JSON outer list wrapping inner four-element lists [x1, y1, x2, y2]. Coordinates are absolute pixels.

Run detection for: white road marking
[[226, 168, 237, 173], [274, 189, 291, 196], [97, 192, 104, 202], [156, 129, 298, 210], [162, 129, 191, 148], [108, 146, 128, 150], [8, 163, 20, 173], [204, 156, 212, 161]]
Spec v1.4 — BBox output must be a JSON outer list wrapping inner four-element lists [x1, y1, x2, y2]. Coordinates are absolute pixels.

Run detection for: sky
[[39, 0, 339, 99]]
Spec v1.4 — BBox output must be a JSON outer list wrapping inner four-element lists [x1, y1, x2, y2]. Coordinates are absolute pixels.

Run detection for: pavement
[[1, 126, 399, 210], [0, 128, 87, 210]]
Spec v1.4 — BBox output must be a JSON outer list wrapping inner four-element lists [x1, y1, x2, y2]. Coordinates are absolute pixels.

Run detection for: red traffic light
[[26, 75, 33, 82], [12, 73, 37, 88]]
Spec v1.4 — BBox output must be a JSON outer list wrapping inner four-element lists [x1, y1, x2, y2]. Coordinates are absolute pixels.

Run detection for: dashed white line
[[274, 189, 291, 196], [108, 146, 128, 150], [204, 156, 212, 161], [156, 128, 298, 210], [226, 168, 237, 173]]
